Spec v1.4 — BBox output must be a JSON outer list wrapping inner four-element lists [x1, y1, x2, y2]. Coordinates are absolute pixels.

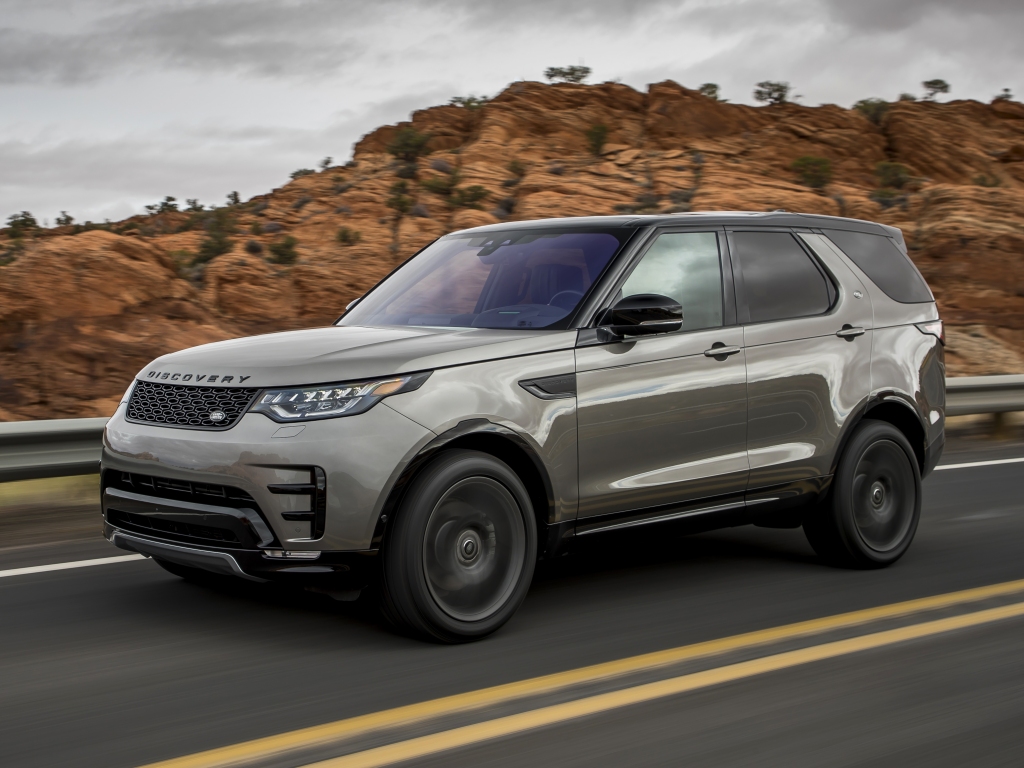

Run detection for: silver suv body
[[103, 212, 944, 641]]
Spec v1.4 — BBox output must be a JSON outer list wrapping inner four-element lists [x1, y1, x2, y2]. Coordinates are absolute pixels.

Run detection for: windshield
[[339, 228, 627, 330]]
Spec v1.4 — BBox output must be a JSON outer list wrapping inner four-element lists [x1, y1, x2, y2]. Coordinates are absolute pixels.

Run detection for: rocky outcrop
[[2, 81, 1024, 420]]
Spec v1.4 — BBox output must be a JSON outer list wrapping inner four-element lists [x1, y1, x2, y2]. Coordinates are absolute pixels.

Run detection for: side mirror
[[598, 294, 682, 336]]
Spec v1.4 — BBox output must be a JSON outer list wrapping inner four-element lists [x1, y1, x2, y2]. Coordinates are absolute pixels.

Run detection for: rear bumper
[[106, 524, 378, 586]]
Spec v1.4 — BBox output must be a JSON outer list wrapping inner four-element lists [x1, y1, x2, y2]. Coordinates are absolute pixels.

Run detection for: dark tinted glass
[[340, 229, 624, 329], [732, 231, 832, 323], [825, 229, 933, 303]]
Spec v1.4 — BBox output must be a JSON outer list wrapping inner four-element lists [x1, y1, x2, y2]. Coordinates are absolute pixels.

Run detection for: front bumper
[[106, 524, 378, 586], [102, 400, 435, 552]]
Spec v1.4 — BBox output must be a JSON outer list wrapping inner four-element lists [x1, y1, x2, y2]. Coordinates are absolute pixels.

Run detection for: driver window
[[620, 232, 723, 332]]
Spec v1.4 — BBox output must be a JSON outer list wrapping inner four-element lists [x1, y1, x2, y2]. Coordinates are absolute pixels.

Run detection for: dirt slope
[[2, 80, 1024, 420]]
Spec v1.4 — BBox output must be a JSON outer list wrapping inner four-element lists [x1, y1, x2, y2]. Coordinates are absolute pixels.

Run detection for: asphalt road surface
[[3, 434, 1024, 768]]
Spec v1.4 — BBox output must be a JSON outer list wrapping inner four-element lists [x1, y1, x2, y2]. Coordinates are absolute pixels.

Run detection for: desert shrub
[[319, 156, 333, 170], [387, 127, 431, 163], [494, 197, 516, 216], [898, 93, 917, 102], [292, 195, 312, 210], [870, 189, 906, 209], [421, 171, 458, 196], [394, 162, 417, 179], [226, 191, 241, 206], [854, 98, 889, 124], [922, 79, 950, 101], [185, 198, 204, 212], [753, 81, 790, 105], [334, 182, 352, 194], [876, 161, 911, 189], [6, 211, 39, 236], [337, 226, 362, 245], [267, 236, 298, 264], [994, 88, 1013, 102], [451, 185, 489, 209], [634, 192, 662, 210], [974, 173, 1002, 188], [586, 124, 609, 156], [244, 240, 263, 255], [193, 208, 235, 265], [450, 95, 489, 109], [791, 156, 833, 189], [145, 196, 178, 215], [669, 189, 695, 204], [55, 211, 74, 227], [508, 159, 526, 178], [698, 83, 720, 100], [290, 169, 315, 180], [249, 221, 262, 235], [386, 181, 413, 215], [544, 65, 591, 84]]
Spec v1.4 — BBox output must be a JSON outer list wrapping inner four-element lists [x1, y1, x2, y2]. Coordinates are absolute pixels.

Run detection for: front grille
[[106, 509, 242, 547], [105, 470, 258, 507], [126, 380, 259, 430]]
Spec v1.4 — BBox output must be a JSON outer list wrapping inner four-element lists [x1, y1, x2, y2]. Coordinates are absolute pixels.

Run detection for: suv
[[102, 212, 945, 642]]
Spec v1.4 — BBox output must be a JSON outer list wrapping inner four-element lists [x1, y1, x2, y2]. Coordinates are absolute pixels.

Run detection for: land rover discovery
[[102, 212, 945, 642]]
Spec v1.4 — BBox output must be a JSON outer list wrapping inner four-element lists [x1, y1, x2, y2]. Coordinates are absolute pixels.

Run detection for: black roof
[[453, 211, 903, 244]]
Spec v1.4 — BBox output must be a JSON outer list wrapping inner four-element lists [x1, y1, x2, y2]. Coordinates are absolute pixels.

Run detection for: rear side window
[[731, 231, 833, 323], [824, 229, 933, 304]]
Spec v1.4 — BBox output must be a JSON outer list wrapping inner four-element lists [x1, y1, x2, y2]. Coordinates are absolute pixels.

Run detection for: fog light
[[262, 550, 321, 560]]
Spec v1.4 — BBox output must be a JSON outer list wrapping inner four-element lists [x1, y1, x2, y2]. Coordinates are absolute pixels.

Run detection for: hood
[[137, 325, 578, 387]]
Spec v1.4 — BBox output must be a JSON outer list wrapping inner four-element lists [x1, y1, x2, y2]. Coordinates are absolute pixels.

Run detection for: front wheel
[[804, 420, 921, 568], [381, 450, 537, 642]]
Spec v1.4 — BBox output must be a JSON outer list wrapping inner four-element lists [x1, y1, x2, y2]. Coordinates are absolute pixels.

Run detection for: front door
[[575, 229, 749, 530]]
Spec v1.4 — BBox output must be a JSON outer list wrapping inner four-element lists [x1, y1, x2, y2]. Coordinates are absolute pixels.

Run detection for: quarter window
[[732, 231, 833, 323], [824, 229, 933, 304], [620, 232, 723, 331]]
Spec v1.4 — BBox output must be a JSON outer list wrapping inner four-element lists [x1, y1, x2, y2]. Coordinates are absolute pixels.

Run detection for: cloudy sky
[[2, 0, 1021, 225]]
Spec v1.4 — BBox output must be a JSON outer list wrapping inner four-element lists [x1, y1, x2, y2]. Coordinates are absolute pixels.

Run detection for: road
[[2, 434, 1024, 768]]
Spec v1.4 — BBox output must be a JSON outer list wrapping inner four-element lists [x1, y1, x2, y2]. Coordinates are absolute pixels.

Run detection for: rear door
[[729, 228, 872, 503], [575, 228, 749, 530]]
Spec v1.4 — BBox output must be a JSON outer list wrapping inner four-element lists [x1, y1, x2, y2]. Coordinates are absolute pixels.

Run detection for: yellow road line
[[140, 578, 1024, 768], [306, 601, 1024, 768]]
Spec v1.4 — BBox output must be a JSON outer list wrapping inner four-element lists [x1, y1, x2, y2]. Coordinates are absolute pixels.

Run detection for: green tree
[[55, 211, 74, 226], [226, 191, 241, 206], [854, 98, 889, 125], [185, 198, 204, 212], [6, 211, 38, 236], [994, 88, 1013, 102], [450, 95, 490, 109], [876, 161, 911, 189], [544, 65, 591, 84], [791, 156, 833, 189], [898, 93, 917, 102], [450, 185, 489, 209], [289, 169, 315, 180], [386, 181, 413, 215], [193, 207, 235, 265], [753, 81, 790, 105], [698, 83, 720, 100], [922, 79, 950, 101], [586, 124, 609, 156], [268, 235, 298, 264], [319, 156, 333, 170], [386, 127, 431, 163]]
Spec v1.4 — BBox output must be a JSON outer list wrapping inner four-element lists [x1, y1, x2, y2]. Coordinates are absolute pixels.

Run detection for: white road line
[[936, 457, 1024, 471], [0, 554, 146, 579]]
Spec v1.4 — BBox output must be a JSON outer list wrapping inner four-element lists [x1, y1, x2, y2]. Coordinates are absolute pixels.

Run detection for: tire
[[804, 420, 921, 569], [380, 449, 538, 642]]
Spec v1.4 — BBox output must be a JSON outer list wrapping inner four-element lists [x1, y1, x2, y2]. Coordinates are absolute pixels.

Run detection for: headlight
[[249, 371, 431, 422]]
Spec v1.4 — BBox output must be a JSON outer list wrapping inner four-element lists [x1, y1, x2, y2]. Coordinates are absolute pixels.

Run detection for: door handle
[[704, 344, 742, 359], [836, 325, 866, 340]]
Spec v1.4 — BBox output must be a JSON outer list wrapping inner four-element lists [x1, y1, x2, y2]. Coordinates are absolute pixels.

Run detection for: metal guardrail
[[1, 376, 1023, 483]]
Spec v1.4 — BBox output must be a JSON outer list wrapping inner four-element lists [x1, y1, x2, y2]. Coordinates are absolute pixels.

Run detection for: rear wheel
[[804, 420, 921, 568], [381, 450, 537, 642]]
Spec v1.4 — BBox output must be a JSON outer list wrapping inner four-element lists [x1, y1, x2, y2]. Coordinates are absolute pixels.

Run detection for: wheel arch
[[372, 419, 555, 553], [831, 393, 927, 475]]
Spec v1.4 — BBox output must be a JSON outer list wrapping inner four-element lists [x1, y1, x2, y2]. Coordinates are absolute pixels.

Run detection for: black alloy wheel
[[381, 449, 537, 642], [804, 419, 921, 568]]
